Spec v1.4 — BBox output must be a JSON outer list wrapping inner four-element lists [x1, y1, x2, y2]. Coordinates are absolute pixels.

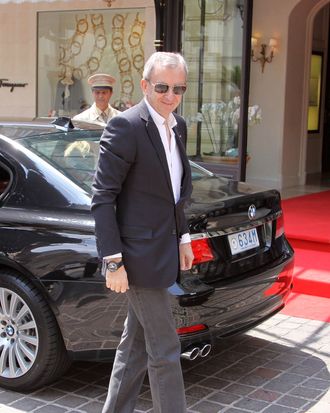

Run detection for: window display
[[37, 9, 146, 117], [181, 0, 245, 164]]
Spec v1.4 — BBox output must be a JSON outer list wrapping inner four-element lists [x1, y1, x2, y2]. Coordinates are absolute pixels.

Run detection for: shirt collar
[[144, 98, 177, 129], [95, 104, 110, 116], [89, 103, 111, 121]]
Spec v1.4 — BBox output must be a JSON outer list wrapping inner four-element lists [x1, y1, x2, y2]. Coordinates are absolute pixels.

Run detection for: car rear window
[[18, 130, 102, 192], [17, 128, 213, 191]]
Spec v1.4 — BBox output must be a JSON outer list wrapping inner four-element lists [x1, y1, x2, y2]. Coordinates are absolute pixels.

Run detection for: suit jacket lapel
[[139, 101, 174, 200]]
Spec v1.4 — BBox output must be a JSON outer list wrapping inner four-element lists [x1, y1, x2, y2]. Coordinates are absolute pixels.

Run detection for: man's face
[[141, 64, 186, 119], [92, 88, 112, 111]]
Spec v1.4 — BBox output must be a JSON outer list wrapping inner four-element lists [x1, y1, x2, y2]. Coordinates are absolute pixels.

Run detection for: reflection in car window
[[0, 125, 55, 139], [18, 130, 102, 191], [190, 162, 214, 181]]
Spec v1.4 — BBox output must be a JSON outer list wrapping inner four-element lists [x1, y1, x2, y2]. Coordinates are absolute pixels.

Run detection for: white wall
[[282, 0, 329, 187], [247, 0, 329, 190], [247, 0, 301, 190], [0, 0, 155, 119]]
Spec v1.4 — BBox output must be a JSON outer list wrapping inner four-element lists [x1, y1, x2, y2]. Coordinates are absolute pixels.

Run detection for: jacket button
[[172, 229, 177, 235]]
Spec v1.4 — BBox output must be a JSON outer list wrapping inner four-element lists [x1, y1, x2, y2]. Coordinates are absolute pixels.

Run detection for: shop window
[[181, 0, 245, 169], [37, 9, 146, 118]]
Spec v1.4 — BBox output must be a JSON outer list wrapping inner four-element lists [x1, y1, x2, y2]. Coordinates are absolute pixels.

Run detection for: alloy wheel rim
[[0, 288, 39, 378]]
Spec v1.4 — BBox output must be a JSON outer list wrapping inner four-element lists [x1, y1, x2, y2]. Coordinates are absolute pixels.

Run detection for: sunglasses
[[148, 81, 187, 95]]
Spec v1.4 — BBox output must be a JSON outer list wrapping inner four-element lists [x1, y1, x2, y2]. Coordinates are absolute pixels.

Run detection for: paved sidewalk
[[0, 313, 329, 413]]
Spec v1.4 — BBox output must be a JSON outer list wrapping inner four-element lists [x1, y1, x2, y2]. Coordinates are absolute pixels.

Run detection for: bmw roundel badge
[[248, 204, 257, 220]]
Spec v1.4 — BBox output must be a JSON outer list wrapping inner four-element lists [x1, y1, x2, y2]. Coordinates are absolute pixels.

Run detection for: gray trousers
[[102, 286, 187, 413]]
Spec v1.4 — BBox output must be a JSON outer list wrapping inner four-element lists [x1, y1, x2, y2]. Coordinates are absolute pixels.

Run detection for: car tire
[[0, 269, 71, 391]]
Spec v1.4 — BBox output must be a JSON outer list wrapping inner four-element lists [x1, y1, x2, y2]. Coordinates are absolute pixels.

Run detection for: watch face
[[108, 262, 118, 272]]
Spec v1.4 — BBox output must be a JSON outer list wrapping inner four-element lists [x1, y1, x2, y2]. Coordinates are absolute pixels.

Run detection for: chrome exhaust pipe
[[181, 347, 200, 361], [199, 343, 211, 358]]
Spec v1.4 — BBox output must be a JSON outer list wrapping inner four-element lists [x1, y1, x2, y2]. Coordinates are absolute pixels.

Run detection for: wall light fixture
[[251, 37, 277, 73]]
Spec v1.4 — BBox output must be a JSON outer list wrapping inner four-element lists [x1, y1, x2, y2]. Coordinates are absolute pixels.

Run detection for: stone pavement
[[0, 313, 329, 413]]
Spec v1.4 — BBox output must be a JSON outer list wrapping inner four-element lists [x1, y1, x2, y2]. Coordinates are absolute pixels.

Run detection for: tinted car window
[[0, 164, 11, 199], [18, 130, 102, 192], [17, 129, 213, 191]]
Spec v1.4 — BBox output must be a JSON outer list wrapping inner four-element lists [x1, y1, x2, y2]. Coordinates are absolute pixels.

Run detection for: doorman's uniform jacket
[[91, 100, 192, 288], [73, 103, 120, 125]]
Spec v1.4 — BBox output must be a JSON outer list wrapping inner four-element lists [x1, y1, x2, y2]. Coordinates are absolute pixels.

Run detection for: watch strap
[[101, 259, 123, 276]]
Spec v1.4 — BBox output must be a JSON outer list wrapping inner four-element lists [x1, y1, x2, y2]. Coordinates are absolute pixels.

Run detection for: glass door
[[181, 0, 246, 177]]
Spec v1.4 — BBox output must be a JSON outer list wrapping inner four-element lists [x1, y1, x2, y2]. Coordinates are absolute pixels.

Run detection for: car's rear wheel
[[0, 269, 71, 391]]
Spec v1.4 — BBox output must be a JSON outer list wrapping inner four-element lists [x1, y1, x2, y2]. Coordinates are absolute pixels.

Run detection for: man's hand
[[106, 266, 129, 293], [179, 242, 194, 271]]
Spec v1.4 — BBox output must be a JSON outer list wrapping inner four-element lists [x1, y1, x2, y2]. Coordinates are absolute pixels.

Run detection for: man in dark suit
[[92, 52, 193, 413]]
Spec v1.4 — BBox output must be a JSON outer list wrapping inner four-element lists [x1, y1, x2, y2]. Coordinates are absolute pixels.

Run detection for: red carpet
[[288, 239, 330, 299], [281, 293, 330, 322], [281, 190, 330, 244], [280, 191, 330, 322]]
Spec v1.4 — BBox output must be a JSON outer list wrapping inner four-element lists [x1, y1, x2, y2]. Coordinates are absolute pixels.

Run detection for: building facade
[[1, 0, 329, 190]]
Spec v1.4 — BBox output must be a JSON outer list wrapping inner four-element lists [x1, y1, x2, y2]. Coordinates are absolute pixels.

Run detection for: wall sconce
[[251, 37, 277, 73]]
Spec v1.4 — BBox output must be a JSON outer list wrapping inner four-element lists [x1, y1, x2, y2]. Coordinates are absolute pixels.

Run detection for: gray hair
[[142, 52, 188, 80]]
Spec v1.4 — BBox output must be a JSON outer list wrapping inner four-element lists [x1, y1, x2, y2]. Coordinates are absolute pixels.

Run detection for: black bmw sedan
[[0, 119, 294, 392]]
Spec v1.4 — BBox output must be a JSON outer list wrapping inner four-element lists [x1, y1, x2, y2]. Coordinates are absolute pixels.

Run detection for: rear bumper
[[171, 252, 294, 350]]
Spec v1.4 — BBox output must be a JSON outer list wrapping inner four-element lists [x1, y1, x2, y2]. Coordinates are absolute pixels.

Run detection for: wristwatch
[[105, 260, 124, 273]]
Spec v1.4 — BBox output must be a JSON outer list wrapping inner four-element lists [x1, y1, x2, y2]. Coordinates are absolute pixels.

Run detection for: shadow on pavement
[[3, 331, 328, 413]]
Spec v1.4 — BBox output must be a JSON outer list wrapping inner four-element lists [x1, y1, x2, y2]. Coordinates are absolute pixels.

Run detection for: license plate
[[228, 228, 259, 255]]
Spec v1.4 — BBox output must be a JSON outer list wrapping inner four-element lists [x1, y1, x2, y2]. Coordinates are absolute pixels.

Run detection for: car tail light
[[191, 237, 215, 265], [176, 323, 208, 335], [275, 213, 284, 238]]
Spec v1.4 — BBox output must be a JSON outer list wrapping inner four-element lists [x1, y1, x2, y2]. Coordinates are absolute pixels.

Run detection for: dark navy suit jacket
[[91, 100, 192, 288]]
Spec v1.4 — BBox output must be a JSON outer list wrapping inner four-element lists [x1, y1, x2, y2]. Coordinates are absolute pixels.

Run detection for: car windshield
[[18, 130, 214, 193]]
